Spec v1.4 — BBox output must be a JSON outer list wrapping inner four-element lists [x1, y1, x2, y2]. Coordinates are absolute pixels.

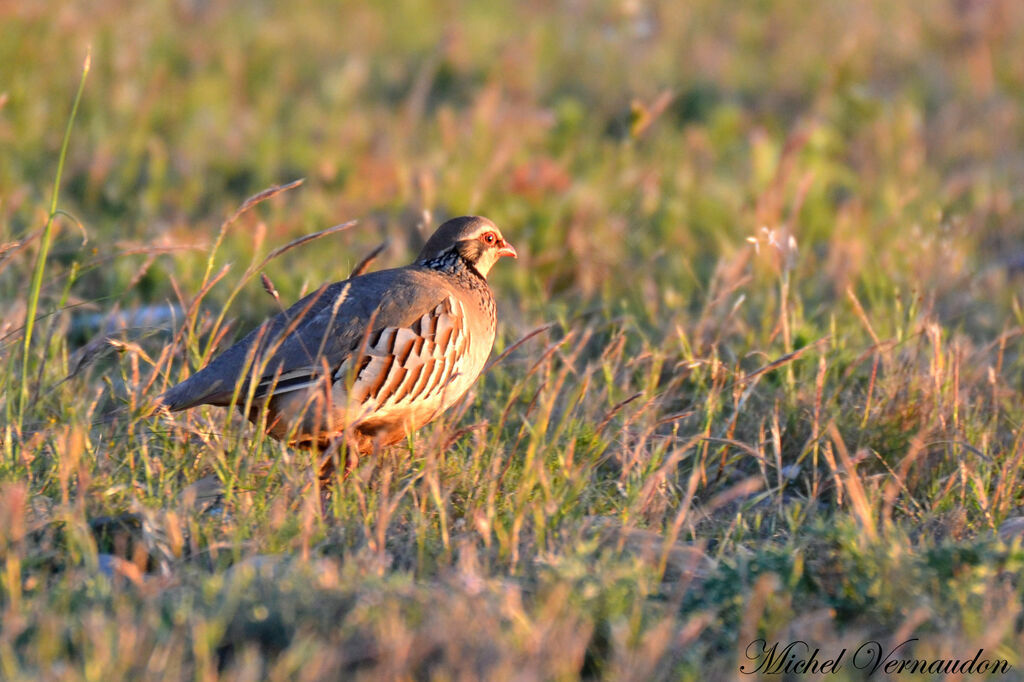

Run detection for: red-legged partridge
[[159, 216, 516, 474]]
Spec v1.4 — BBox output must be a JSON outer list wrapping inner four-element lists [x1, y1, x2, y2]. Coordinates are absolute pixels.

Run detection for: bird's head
[[416, 216, 517, 278]]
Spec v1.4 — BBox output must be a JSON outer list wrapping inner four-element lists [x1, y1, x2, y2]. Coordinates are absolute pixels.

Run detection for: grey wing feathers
[[159, 268, 466, 412], [159, 279, 357, 410]]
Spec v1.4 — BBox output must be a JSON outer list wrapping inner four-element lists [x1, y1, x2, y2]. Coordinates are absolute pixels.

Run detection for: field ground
[[4, 1, 1024, 679]]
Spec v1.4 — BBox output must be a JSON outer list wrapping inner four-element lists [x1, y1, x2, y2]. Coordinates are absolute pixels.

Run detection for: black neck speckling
[[421, 248, 486, 285]]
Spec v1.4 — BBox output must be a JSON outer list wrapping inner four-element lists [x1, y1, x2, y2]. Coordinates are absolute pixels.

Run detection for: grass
[[3, 0, 1024, 679]]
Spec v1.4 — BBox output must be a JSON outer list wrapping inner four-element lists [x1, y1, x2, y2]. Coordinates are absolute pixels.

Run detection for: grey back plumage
[[161, 267, 493, 409]]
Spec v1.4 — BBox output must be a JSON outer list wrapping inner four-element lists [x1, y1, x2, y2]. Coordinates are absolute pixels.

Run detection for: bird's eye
[[482, 232, 496, 244]]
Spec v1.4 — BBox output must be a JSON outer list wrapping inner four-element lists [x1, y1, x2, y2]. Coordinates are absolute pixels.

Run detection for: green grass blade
[[18, 47, 91, 429]]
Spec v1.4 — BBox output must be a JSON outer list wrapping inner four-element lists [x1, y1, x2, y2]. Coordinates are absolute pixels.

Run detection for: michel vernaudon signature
[[740, 639, 1012, 676]]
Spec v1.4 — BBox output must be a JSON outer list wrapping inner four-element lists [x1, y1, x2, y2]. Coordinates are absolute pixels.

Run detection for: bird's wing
[[255, 287, 469, 416], [159, 268, 463, 411]]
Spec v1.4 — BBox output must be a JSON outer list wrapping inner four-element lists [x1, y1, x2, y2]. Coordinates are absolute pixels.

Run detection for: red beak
[[497, 240, 518, 259]]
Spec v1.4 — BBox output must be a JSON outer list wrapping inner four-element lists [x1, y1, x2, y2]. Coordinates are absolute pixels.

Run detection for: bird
[[158, 215, 517, 477]]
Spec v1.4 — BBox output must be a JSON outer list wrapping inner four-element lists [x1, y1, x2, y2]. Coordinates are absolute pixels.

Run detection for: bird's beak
[[497, 240, 518, 259]]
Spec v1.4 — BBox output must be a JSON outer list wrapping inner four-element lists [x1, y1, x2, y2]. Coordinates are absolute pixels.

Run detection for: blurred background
[[3, 0, 1023, 335]]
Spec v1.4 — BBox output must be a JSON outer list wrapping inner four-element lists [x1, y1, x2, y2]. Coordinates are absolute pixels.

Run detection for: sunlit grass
[[3, 0, 1024, 679]]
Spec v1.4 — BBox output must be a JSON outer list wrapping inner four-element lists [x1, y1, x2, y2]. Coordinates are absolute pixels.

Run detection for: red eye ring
[[482, 232, 497, 244]]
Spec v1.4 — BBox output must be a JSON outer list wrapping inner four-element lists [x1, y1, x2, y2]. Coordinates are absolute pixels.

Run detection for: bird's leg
[[317, 434, 363, 484], [317, 437, 344, 484], [343, 440, 360, 477]]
